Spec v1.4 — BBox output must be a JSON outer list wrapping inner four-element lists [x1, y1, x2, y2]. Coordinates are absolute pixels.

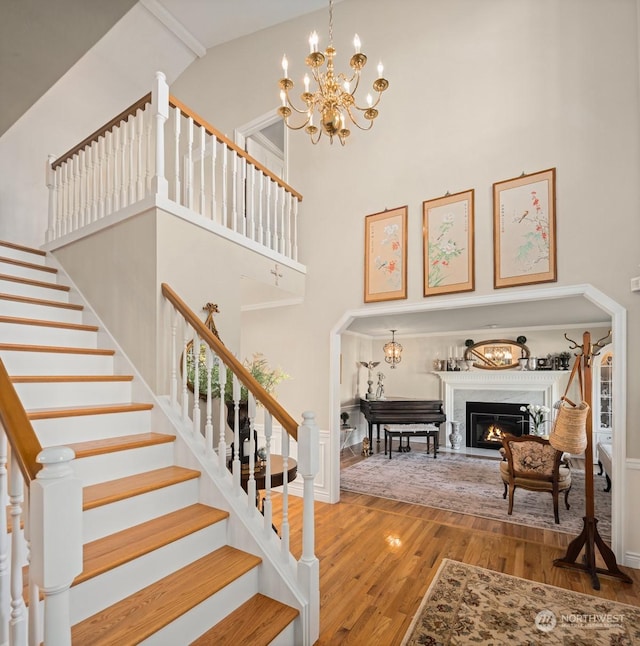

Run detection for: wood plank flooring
[[273, 442, 640, 645]]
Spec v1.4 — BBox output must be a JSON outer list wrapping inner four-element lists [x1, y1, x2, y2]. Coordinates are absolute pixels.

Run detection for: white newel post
[[30, 447, 83, 646], [296, 411, 320, 646], [152, 71, 169, 198], [45, 155, 57, 243]]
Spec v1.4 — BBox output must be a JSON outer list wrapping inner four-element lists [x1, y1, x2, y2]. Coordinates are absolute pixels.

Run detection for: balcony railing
[[46, 72, 302, 263]]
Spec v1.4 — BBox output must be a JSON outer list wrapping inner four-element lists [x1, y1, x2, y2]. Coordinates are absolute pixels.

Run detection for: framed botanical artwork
[[422, 189, 475, 297], [493, 168, 557, 288], [364, 205, 407, 303]]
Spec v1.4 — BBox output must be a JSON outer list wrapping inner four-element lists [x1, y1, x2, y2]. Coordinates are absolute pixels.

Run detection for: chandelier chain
[[329, 0, 333, 45]]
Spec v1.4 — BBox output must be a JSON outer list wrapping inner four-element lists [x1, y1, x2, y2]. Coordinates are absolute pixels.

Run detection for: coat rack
[[552, 331, 632, 589]]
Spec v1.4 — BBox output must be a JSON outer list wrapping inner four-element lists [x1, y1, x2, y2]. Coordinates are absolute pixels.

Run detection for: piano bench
[[384, 424, 439, 460]]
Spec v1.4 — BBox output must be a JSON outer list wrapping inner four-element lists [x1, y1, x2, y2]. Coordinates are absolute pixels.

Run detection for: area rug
[[340, 451, 612, 541], [402, 559, 640, 645]]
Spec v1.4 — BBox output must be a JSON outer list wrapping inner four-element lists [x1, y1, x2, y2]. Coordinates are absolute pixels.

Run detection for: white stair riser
[[15, 380, 132, 410], [0, 278, 69, 303], [269, 623, 297, 646], [72, 443, 175, 486], [0, 246, 46, 265], [0, 299, 83, 325], [69, 523, 232, 624], [0, 321, 97, 348], [0, 260, 57, 283], [83, 479, 200, 543], [31, 408, 151, 445], [139, 570, 261, 646], [0, 350, 114, 375]]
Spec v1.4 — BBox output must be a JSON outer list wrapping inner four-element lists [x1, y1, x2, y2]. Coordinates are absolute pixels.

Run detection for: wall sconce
[[383, 329, 403, 369]]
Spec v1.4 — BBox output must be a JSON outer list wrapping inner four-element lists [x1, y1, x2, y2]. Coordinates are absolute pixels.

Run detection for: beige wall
[[172, 0, 640, 456]]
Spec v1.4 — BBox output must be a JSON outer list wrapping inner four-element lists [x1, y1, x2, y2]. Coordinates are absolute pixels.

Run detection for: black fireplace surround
[[466, 401, 530, 450]]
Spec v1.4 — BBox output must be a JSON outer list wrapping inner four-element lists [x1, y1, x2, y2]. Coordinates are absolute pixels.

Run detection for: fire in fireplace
[[466, 401, 530, 450]]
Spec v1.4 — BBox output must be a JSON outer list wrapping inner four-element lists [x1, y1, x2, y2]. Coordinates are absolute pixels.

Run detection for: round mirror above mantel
[[464, 337, 530, 370]]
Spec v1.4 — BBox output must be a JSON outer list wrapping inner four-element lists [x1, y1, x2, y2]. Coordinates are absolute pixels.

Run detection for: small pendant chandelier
[[383, 329, 403, 369], [277, 0, 389, 145]]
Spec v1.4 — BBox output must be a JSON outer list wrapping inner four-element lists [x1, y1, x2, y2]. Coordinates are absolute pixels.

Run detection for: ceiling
[[0, 0, 334, 137]]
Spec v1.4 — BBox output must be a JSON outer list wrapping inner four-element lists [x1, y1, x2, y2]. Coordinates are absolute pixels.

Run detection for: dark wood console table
[[236, 455, 298, 493], [359, 398, 446, 450]]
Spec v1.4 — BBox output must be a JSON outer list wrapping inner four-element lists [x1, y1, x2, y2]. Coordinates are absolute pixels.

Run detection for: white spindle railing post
[[257, 171, 265, 245], [128, 118, 136, 206], [247, 394, 257, 514], [297, 411, 320, 645], [182, 321, 190, 424], [217, 361, 227, 471], [91, 142, 99, 223], [205, 348, 214, 459], [136, 109, 145, 201], [30, 447, 83, 646], [272, 182, 280, 253], [172, 106, 181, 202], [151, 70, 169, 199], [9, 453, 26, 645], [231, 153, 238, 231], [0, 433, 8, 646], [198, 127, 206, 216], [170, 308, 178, 409], [265, 177, 272, 250], [231, 374, 241, 491], [248, 165, 256, 241], [221, 147, 228, 227], [292, 197, 299, 261], [210, 137, 217, 222], [46, 155, 57, 242], [280, 429, 290, 561], [98, 136, 106, 220], [263, 414, 273, 535], [113, 127, 121, 213], [184, 117, 194, 209], [192, 333, 201, 438], [23, 493, 40, 646], [105, 131, 114, 216]]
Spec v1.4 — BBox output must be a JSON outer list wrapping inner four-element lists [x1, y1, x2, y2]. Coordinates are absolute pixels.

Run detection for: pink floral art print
[[493, 168, 557, 288], [364, 206, 408, 303], [423, 189, 475, 296]]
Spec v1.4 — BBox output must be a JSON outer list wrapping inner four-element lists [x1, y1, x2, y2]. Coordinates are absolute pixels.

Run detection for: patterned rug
[[340, 450, 612, 541], [402, 559, 639, 645]]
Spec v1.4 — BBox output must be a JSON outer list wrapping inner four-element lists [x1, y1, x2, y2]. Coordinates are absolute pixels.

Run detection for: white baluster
[[231, 373, 241, 491], [192, 333, 201, 438], [265, 176, 272, 249], [136, 109, 145, 201], [151, 70, 169, 198], [239, 156, 247, 235], [105, 131, 113, 216], [279, 187, 286, 254], [217, 361, 228, 471], [280, 429, 290, 560], [182, 320, 190, 424], [9, 453, 26, 645], [71, 154, 80, 231], [205, 348, 214, 459], [221, 146, 228, 227], [263, 413, 273, 535], [91, 141, 100, 223], [170, 307, 178, 409], [98, 136, 106, 219], [120, 119, 128, 208], [55, 167, 63, 238], [30, 447, 83, 646], [60, 162, 69, 235], [128, 117, 136, 205], [46, 155, 57, 242], [0, 433, 9, 645], [231, 152, 238, 231], [272, 181, 280, 252], [24, 493, 41, 646], [258, 171, 264, 245], [184, 117, 193, 209], [284, 191, 292, 258], [173, 106, 181, 202], [198, 126, 206, 216], [247, 164, 256, 241], [113, 126, 121, 213], [145, 105, 153, 194], [210, 137, 217, 221], [292, 197, 299, 261], [247, 394, 257, 514]]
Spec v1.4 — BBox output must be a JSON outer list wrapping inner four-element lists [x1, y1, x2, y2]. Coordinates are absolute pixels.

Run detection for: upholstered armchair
[[499, 433, 572, 524]]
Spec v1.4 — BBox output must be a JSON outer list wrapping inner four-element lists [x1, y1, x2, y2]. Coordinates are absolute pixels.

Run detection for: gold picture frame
[[493, 168, 557, 288], [364, 205, 408, 303], [423, 189, 475, 297]]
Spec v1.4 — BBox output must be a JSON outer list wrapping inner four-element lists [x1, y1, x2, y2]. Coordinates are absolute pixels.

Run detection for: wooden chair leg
[[502, 482, 507, 499], [564, 485, 571, 510], [507, 485, 515, 515], [552, 490, 560, 524]]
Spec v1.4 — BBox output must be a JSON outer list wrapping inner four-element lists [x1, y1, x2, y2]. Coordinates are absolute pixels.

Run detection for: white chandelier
[[277, 0, 389, 146]]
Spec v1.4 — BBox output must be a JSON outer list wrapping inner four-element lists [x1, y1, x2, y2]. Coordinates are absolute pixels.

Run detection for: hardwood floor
[[274, 441, 640, 645]]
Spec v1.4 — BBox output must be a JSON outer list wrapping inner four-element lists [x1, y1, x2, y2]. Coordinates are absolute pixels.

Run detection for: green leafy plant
[[186, 347, 289, 402]]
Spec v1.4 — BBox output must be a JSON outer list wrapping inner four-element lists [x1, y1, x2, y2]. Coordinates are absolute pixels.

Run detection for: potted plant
[[558, 351, 572, 370]]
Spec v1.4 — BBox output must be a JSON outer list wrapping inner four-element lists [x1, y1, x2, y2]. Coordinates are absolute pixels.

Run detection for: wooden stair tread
[[0, 343, 114, 355], [75, 504, 229, 586], [28, 402, 152, 420], [0, 255, 57, 273], [11, 374, 133, 383], [83, 466, 201, 510], [190, 593, 299, 645], [67, 432, 175, 459], [0, 272, 69, 291], [71, 547, 262, 645], [0, 315, 98, 332], [0, 292, 83, 311], [0, 240, 46, 257]]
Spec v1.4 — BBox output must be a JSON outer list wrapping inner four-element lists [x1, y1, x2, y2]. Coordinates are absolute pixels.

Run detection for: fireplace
[[466, 401, 530, 450]]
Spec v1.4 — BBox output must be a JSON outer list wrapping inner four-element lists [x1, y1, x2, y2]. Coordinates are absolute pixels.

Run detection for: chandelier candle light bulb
[[278, 0, 389, 145]]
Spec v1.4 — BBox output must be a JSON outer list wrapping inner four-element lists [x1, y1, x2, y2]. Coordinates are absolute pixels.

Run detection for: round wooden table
[[236, 455, 298, 492]]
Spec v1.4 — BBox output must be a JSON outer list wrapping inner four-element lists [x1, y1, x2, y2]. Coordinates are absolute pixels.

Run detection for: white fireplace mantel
[[434, 370, 566, 447]]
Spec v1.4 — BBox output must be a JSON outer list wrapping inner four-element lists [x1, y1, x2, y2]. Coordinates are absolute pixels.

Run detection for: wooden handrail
[[0, 359, 42, 482], [51, 93, 152, 169], [168, 94, 303, 202], [161, 283, 298, 441]]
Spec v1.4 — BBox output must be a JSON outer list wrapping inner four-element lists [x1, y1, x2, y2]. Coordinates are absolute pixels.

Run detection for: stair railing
[[46, 72, 302, 262], [161, 283, 319, 644], [0, 359, 83, 646]]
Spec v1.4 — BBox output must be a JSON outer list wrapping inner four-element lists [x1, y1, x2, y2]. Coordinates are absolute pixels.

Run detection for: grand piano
[[359, 398, 446, 449]]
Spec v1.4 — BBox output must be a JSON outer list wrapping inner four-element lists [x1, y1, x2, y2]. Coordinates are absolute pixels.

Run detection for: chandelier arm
[[344, 106, 375, 131], [284, 97, 313, 116], [283, 117, 312, 131]]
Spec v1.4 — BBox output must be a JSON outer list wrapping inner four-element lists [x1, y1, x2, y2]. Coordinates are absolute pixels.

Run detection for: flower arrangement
[[186, 347, 289, 402], [520, 404, 551, 435]]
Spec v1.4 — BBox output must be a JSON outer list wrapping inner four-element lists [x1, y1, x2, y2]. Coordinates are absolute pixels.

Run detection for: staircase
[[0, 240, 300, 644]]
